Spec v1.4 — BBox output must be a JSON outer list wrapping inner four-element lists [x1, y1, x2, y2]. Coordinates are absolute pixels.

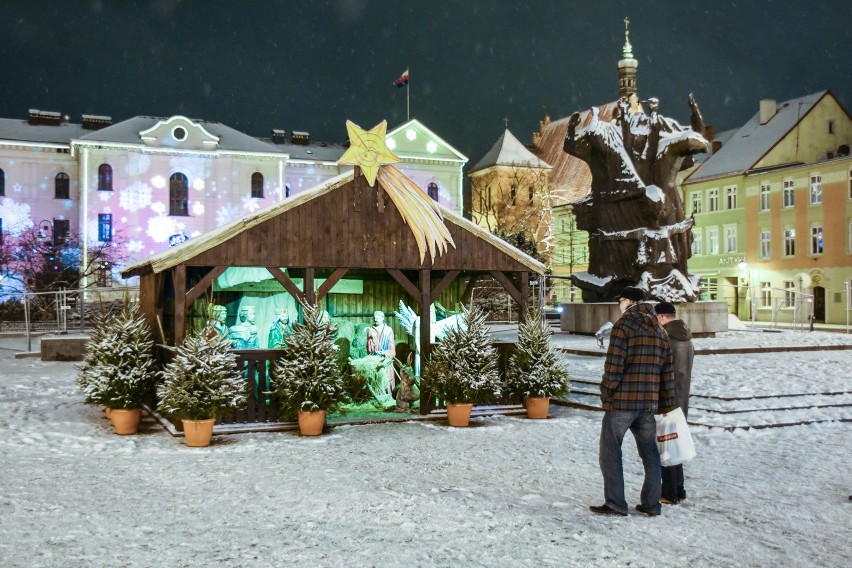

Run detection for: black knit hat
[[655, 301, 676, 315], [618, 286, 645, 302]]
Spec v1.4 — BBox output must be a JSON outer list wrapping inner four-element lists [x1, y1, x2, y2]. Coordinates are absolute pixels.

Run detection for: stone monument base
[[560, 301, 728, 337]]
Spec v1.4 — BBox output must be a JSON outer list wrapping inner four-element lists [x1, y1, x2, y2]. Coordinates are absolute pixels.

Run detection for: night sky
[[0, 0, 849, 163]]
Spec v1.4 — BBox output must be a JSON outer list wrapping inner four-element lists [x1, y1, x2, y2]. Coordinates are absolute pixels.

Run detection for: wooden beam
[[173, 265, 187, 345], [304, 268, 315, 306], [431, 270, 460, 300], [388, 268, 422, 304], [419, 268, 433, 415], [315, 268, 348, 302], [518, 271, 530, 323], [490, 270, 523, 307], [266, 267, 306, 304], [185, 265, 228, 306], [460, 274, 480, 304]]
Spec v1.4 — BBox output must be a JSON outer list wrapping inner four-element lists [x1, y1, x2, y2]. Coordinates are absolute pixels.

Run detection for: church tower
[[617, 17, 638, 100]]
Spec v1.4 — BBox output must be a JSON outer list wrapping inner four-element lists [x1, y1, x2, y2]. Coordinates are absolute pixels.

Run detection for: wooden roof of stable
[[121, 170, 545, 278]]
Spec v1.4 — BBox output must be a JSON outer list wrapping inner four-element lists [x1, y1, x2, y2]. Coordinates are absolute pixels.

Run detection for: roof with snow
[[0, 118, 88, 145], [685, 91, 829, 183], [470, 129, 551, 173]]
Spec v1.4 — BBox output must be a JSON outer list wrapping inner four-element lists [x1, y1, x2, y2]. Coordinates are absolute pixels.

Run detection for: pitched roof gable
[[471, 129, 551, 173]]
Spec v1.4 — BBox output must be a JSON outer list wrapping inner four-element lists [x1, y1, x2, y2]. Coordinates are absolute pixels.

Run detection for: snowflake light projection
[[150, 202, 166, 215], [147, 216, 179, 243], [0, 198, 33, 236], [192, 178, 205, 191], [127, 239, 144, 253], [12, 183, 22, 193], [98, 190, 113, 203], [128, 154, 151, 177], [119, 182, 153, 212], [192, 202, 205, 216], [151, 175, 166, 189], [216, 203, 241, 226], [242, 195, 260, 212]]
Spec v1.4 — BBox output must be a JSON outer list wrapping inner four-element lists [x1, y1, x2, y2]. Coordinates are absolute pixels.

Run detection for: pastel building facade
[[682, 91, 852, 325], [0, 112, 466, 290]]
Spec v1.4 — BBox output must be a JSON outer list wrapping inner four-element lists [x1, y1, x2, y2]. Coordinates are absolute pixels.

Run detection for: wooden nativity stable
[[122, 156, 544, 420]]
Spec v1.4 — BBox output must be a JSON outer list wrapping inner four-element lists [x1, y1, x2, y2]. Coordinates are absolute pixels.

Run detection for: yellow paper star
[[338, 120, 400, 187]]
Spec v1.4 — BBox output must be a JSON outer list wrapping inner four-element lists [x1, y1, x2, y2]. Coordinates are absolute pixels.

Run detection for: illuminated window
[[783, 280, 795, 307], [98, 213, 112, 242], [708, 188, 719, 212], [169, 173, 189, 216], [707, 226, 719, 255], [691, 229, 702, 255], [783, 179, 794, 207], [53, 219, 70, 246], [784, 227, 796, 257], [760, 230, 771, 259], [251, 172, 264, 198], [810, 175, 822, 204], [759, 183, 770, 211], [760, 282, 771, 307], [690, 192, 701, 215], [97, 164, 113, 191], [427, 182, 439, 201], [0, 168, 5, 196], [810, 225, 824, 255], [55, 173, 70, 199], [725, 224, 737, 253], [725, 185, 737, 209]]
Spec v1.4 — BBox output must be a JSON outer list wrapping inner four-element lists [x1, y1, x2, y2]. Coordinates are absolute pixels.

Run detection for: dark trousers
[[661, 464, 685, 501]]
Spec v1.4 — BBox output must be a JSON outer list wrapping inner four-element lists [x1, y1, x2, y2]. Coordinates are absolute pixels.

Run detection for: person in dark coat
[[590, 287, 676, 517], [654, 301, 695, 504]]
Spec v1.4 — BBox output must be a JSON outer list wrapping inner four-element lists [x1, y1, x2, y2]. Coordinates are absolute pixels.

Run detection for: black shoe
[[635, 504, 660, 516], [660, 497, 679, 505], [589, 504, 627, 517]]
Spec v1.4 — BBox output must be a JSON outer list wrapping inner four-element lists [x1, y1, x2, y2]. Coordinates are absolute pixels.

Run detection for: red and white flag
[[393, 69, 409, 88]]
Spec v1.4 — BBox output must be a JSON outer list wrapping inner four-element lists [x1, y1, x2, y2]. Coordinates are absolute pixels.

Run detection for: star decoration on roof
[[338, 120, 400, 187]]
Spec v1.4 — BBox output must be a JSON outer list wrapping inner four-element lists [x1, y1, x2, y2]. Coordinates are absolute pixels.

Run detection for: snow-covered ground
[[0, 335, 851, 567]]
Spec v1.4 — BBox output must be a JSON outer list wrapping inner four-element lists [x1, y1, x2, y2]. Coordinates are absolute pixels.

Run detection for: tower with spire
[[617, 17, 638, 100]]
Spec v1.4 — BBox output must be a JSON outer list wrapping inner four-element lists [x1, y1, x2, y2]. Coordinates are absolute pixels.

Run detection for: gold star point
[[339, 120, 400, 187]]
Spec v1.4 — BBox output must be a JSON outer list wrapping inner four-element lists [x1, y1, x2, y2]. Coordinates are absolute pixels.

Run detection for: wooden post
[[304, 267, 315, 306], [139, 272, 158, 340], [419, 267, 432, 415], [173, 265, 186, 345], [519, 271, 529, 323]]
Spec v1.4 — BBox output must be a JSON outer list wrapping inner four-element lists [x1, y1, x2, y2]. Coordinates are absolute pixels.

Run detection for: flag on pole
[[393, 69, 409, 88]]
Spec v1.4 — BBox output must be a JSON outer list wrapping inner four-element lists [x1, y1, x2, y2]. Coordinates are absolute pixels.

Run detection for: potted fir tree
[[157, 330, 248, 447], [506, 309, 571, 419], [422, 305, 500, 427], [77, 302, 157, 435], [272, 304, 346, 436]]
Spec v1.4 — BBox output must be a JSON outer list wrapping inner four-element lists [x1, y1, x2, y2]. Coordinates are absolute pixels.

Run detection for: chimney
[[28, 109, 62, 126], [291, 131, 310, 145], [271, 129, 287, 144], [759, 99, 776, 125], [712, 140, 722, 153], [81, 114, 112, 130]]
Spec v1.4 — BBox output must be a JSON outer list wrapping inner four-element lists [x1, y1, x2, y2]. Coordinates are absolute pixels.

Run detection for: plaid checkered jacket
[[600, 302, 676, 412]]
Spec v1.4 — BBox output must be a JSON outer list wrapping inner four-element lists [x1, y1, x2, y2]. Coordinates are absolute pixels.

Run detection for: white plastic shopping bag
[[655, 407, 696, 466]]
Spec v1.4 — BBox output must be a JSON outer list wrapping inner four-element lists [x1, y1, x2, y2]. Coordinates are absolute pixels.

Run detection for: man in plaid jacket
[[590, 287, 676, 517]]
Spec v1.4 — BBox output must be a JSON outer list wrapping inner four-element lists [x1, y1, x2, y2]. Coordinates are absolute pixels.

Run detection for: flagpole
[[406, 67, 410, 120]]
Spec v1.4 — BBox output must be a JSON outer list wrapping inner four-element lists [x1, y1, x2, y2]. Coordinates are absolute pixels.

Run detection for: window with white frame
[[708, 188, 719, 212], [707, 226, 719, 255], [810, 225, 824, 255], [759, 183, 770, 211], [760, 281, 771, 307], [691, 192, 702, 215], [784, 280, 796, 307], [784, 227, 796, 256], [724, 224, 737, 253], [810, 175, 822, 204], [691, 229, 702, 256], [725, 185, 738, 209], [703, 277, 718, 301], [760, 230, 771, 258], [783, 179, 795, 207]]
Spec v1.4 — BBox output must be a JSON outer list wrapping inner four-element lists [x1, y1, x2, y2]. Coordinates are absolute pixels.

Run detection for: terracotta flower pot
[[298, 410, 327, 436], [110, 408, 142, 435], [104, 407, 112, 419], [525, 396, 550, 419], [182, 418, 216, 447], [446, 402, 473, 427]]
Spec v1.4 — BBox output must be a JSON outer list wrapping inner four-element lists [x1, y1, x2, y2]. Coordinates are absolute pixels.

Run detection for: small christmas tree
[[273, 304, 346, 417], [423, 304, 500, 404], [506, 309, 570, 400], [76, 301, 156, 410], [157, 330, 247, 420]]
